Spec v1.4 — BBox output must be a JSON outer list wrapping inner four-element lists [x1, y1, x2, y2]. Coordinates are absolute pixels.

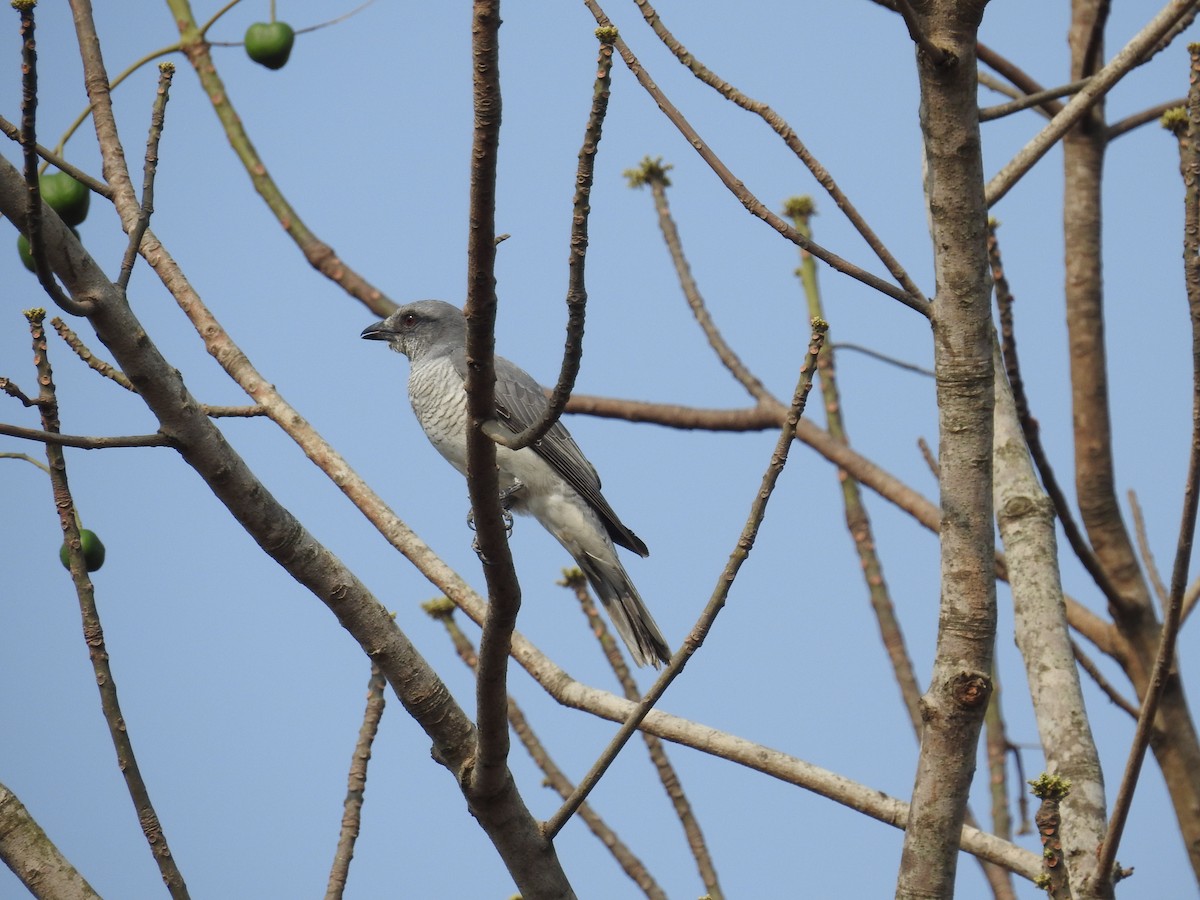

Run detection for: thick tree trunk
[[896, 3, 996, 897]]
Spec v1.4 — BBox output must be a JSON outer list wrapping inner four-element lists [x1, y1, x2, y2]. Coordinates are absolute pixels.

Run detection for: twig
[[1129, 488, 1170, 610], [989, 222, 1128, 614], [582, 0, 928, 314], [978, 71, 1026, 105], [324, 664, 387, 900], [984, 672, 1013, 845], [13, 2, 89, 317], [542, 319, 828, 840], [1071, 640, 1140, 720], [1107, 98, 1187, 141], [979, 79, 1090, 122], [1010, 746, 1032, 835], [917, 437, 940, 479], [484, 30, 616, 451], [785, 196, 924, 732], [1182, 575, 1200, 625], [0, 450, 50, 473], [976, 42, 1065, 118], [629, 0, 928, 306], [202, 404, 266, 417], [0, 377, 37, 406], [50, 317, 136, 391], [0, 114, 109, 197], [986, 0, 1200, 206], [627, 157, 775, 406], [206, 0, 379, 43], [1096, 39, 1200, 882], [427, 599, 666, 899], [0, 421, 173, 449], [827, 341, 933, 377], [118, 62, 174, 291], [164, 0, 397, 317], [25, 308, 191, 898], [562, 572, 723, 899]]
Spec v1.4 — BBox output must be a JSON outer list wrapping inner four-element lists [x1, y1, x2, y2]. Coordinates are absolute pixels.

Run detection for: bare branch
[[976, 42, 1065, 118], [164, 0, 398, 317], [1107, 98, 1187, 141], [543, 319, 828, 840], [428, 599, 667, 899], [14, 2, 89, 317], [484, 32, 615, 452], [50, 317, 136, 391], [118, 62, 175, 291], [324, 664, 386, 900], [989, 223, 1128, 614], [979, 79, 1089, 122], [563, 573, 722, 899], [627, 158, 775, 405], [1072, 640, 1141, 720], [1096, 38, 1200, 882], [25, 308, 191, 898], [582, 0, 929, 313], [986, 0, 1200, 206], [0, 780, 101, 900], [629, 0, 928, 306], [462, 0, 523, 809], [0, 421, 172, 449], [1129, 488, 1170, 611]]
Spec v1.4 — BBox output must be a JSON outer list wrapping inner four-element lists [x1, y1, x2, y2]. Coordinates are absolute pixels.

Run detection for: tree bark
[[896, 2, 996, 897], [1064, 2, 1200, 882]]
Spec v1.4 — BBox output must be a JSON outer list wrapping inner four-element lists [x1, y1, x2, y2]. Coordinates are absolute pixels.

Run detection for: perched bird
[[361, 300, 671, 668]]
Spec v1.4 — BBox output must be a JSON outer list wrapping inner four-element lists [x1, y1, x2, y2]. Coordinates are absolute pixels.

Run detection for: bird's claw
[[466, 481, 523, 544]]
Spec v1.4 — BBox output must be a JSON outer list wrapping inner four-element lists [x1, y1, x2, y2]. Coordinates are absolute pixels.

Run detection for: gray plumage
[[361, 300, 670, 668]]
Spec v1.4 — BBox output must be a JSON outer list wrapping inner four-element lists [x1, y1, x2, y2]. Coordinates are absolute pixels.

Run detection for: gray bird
[[362, 300, 671, 668]]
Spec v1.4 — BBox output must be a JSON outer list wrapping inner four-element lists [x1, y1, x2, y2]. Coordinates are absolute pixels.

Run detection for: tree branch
[[628, 0, 928, 306], [582, 0, 929, 313], [543, 319, 827, 839], [26, 308, 191, 898], [484, 31, 615, 452], [986, 0, 1200, 206], [164, 0, 398, 317]]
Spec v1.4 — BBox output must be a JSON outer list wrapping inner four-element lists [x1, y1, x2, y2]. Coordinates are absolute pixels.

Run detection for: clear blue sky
[[2, 1, 1196, 897]]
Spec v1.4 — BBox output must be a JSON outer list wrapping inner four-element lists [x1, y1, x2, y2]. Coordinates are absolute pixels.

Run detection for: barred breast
[[407, 356, 470, 473]]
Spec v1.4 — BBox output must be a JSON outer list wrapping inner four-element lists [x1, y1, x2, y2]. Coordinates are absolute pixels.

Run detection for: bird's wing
[[493, 356, 649, 557]]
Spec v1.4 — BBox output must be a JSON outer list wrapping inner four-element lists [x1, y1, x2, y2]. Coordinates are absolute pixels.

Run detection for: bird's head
[[361, 299, 467, 362]]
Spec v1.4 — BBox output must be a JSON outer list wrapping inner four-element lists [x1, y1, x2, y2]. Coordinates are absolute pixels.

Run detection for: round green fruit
[[17, 226, 80, 273], [245, 21, 295, 70], [40, 171, 90, 226], [59, 529, 106, 572], [17, 232, 33, 271]]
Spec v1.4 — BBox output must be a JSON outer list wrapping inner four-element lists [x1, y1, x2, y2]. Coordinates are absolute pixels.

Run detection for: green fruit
[[39, 171, 90, 226], [17, 226, 80, 273], [17, 232, 33, 271], [245, 21, 295, 70], [59, 529, 106, 572]]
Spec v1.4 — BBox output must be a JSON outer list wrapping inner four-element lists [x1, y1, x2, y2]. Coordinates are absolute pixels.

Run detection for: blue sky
[[2, 1, 1197, 897]]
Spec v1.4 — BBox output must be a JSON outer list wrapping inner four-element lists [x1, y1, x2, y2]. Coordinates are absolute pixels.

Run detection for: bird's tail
[[577, 552, 671, 668]]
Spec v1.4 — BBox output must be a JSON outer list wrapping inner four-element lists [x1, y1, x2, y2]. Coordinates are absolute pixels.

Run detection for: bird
[[361, 300, 671, 668]]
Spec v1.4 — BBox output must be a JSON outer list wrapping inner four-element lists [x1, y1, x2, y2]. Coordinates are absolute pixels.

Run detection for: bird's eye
[[401, 313, 418, 329]]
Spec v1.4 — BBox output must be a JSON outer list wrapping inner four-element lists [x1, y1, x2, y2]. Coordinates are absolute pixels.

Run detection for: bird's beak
[[361, 320, 392, 341]]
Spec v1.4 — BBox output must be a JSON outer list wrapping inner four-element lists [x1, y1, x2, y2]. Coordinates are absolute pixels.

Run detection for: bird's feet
[[467, 482, 523, 561]]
